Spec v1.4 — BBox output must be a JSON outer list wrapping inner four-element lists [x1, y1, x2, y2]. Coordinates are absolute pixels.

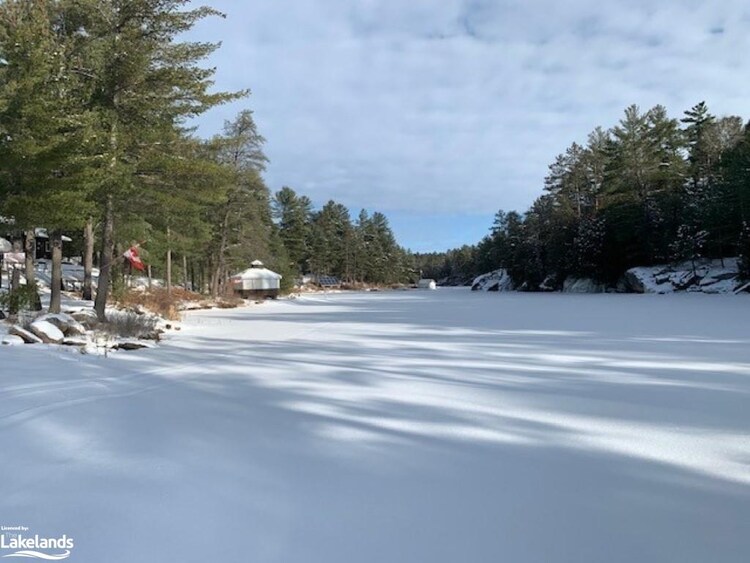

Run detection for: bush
[[97, 310, 159, 339], [0, 284, 41, 315], [117, 287, 203, 320]]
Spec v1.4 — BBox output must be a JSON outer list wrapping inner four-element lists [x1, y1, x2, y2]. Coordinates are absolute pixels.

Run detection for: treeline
[[0, 0, 411, 318], [274, 188, 412, 285], [417, 103, 750, 288]]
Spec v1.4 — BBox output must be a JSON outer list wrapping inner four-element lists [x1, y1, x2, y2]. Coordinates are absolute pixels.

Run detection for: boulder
[[28, 320, 65, 344], [70, 309, 99, 328], [140, 330, 163, 341], [115, 339, 156, 351], [62, 336, 89, 347], [8, 325, 43, 344], [36, 313, 87, 336], [471, 269, 514, 292], [2, 335, 26, 346]]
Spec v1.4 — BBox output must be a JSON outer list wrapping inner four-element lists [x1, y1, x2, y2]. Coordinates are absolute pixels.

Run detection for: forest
[[416, 102, 750, 289], [0, 0, 412, 319]]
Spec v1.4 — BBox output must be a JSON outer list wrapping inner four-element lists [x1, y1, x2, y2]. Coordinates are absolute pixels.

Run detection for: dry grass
[[118, 288, 203, 320], [98, 310, 160, 339], [215, 296, 244, 309], [117, 288, 243, 319]]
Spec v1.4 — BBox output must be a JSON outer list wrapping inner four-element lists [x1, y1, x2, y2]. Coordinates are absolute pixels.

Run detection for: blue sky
[[187, 0, 750, 252]]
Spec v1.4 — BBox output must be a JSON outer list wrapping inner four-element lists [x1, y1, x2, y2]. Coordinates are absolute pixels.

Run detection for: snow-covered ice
[[1, 290, 749, 562]]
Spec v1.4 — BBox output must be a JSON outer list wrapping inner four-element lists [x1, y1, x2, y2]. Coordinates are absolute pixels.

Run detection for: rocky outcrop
[[562, 277, 606, 294], [471, 269, 514, 292], [625, 258, 743, 294]]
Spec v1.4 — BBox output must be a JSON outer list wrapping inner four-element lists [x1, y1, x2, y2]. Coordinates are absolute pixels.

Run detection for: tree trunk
[[183, 254, 188, 290], [212, 210, 230, 298], [166, 225, 172, 296], [49, 232, 63, 314], [24, 229, 42, 310], [147, 264, 152, 289], [94, 195, 114, 321], [9, 267, 21, 316], [83, 217, 94, 300]]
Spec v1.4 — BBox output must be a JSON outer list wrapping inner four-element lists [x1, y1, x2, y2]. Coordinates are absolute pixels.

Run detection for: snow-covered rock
[[115, 339, 156, 351], [62, 336, 90, 347], [8, 325, 43, 344], [36, 312, 87, 336], [28, 320, 65, 344], [2, 335, 25, 346], [471, 269, 514, 292], [625, 258, 743, 294], [70, 309, 99, 328], [562, 277, 606, 294]]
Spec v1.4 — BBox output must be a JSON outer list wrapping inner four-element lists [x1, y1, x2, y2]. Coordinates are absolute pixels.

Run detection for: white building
[[417, 278, 437, 290], [230, 260, 282, 299]]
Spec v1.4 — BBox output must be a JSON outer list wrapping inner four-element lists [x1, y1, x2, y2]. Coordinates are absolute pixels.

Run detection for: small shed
[[417, 278, 437, 290], [230, 260, 282, 299]]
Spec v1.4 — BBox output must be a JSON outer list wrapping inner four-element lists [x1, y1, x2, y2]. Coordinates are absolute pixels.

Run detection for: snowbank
[[625, 258, 743, 294], [471, 269, 513, 292]]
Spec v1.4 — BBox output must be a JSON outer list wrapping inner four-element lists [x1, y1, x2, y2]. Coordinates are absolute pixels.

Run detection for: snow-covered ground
[[1, 290, 749, 562]]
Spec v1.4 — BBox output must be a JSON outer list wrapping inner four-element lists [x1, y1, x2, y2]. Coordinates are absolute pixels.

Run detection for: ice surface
[[1, 290, 749, 562]]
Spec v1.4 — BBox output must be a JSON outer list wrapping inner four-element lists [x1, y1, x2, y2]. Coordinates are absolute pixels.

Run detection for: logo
[[1, 527, 74, 560]]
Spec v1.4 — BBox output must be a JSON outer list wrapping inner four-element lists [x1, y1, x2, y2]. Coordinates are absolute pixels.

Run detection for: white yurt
[[417, 278, 437, 290], [231, 260, 282, 299]]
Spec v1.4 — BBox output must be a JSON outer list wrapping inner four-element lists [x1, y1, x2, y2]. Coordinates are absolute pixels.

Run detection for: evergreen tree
[[273, 187, 313, 275], [208, 110, 270, 296], [68, 0, 243, 318], [0, 0, 94, 312]]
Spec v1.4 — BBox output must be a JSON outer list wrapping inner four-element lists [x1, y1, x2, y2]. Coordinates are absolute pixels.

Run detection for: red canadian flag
[[123, 245, 146, 271]]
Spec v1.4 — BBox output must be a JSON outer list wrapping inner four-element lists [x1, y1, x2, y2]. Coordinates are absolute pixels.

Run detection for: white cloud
[[188, 0, 750, 217]]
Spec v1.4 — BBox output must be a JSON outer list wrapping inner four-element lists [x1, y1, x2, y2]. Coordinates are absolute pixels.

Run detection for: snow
[[1, 290, 749, 562], [2, 334, 25, 346]]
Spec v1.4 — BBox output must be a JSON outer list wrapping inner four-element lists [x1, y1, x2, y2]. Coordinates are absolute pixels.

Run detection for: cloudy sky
[[187, 0, 750, 252]]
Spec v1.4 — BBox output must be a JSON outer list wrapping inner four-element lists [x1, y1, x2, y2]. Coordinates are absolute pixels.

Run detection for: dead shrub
[[98, 310, 159, 339], [118, 287, 203, 320], [216, 296, 244, 309]]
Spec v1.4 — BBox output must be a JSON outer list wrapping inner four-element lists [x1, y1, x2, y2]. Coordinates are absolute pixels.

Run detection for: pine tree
[[67, 0, 244, 318], [0, 0, 94, 312], [273, 187, 313, 275], [208, 110, 270, 296]]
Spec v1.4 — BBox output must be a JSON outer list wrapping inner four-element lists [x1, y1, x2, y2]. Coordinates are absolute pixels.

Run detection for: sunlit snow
[[1, 290, 748, 562]]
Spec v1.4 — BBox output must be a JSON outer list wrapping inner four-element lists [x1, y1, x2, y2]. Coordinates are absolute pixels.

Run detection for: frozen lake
[[1, 290, 749, 562]]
